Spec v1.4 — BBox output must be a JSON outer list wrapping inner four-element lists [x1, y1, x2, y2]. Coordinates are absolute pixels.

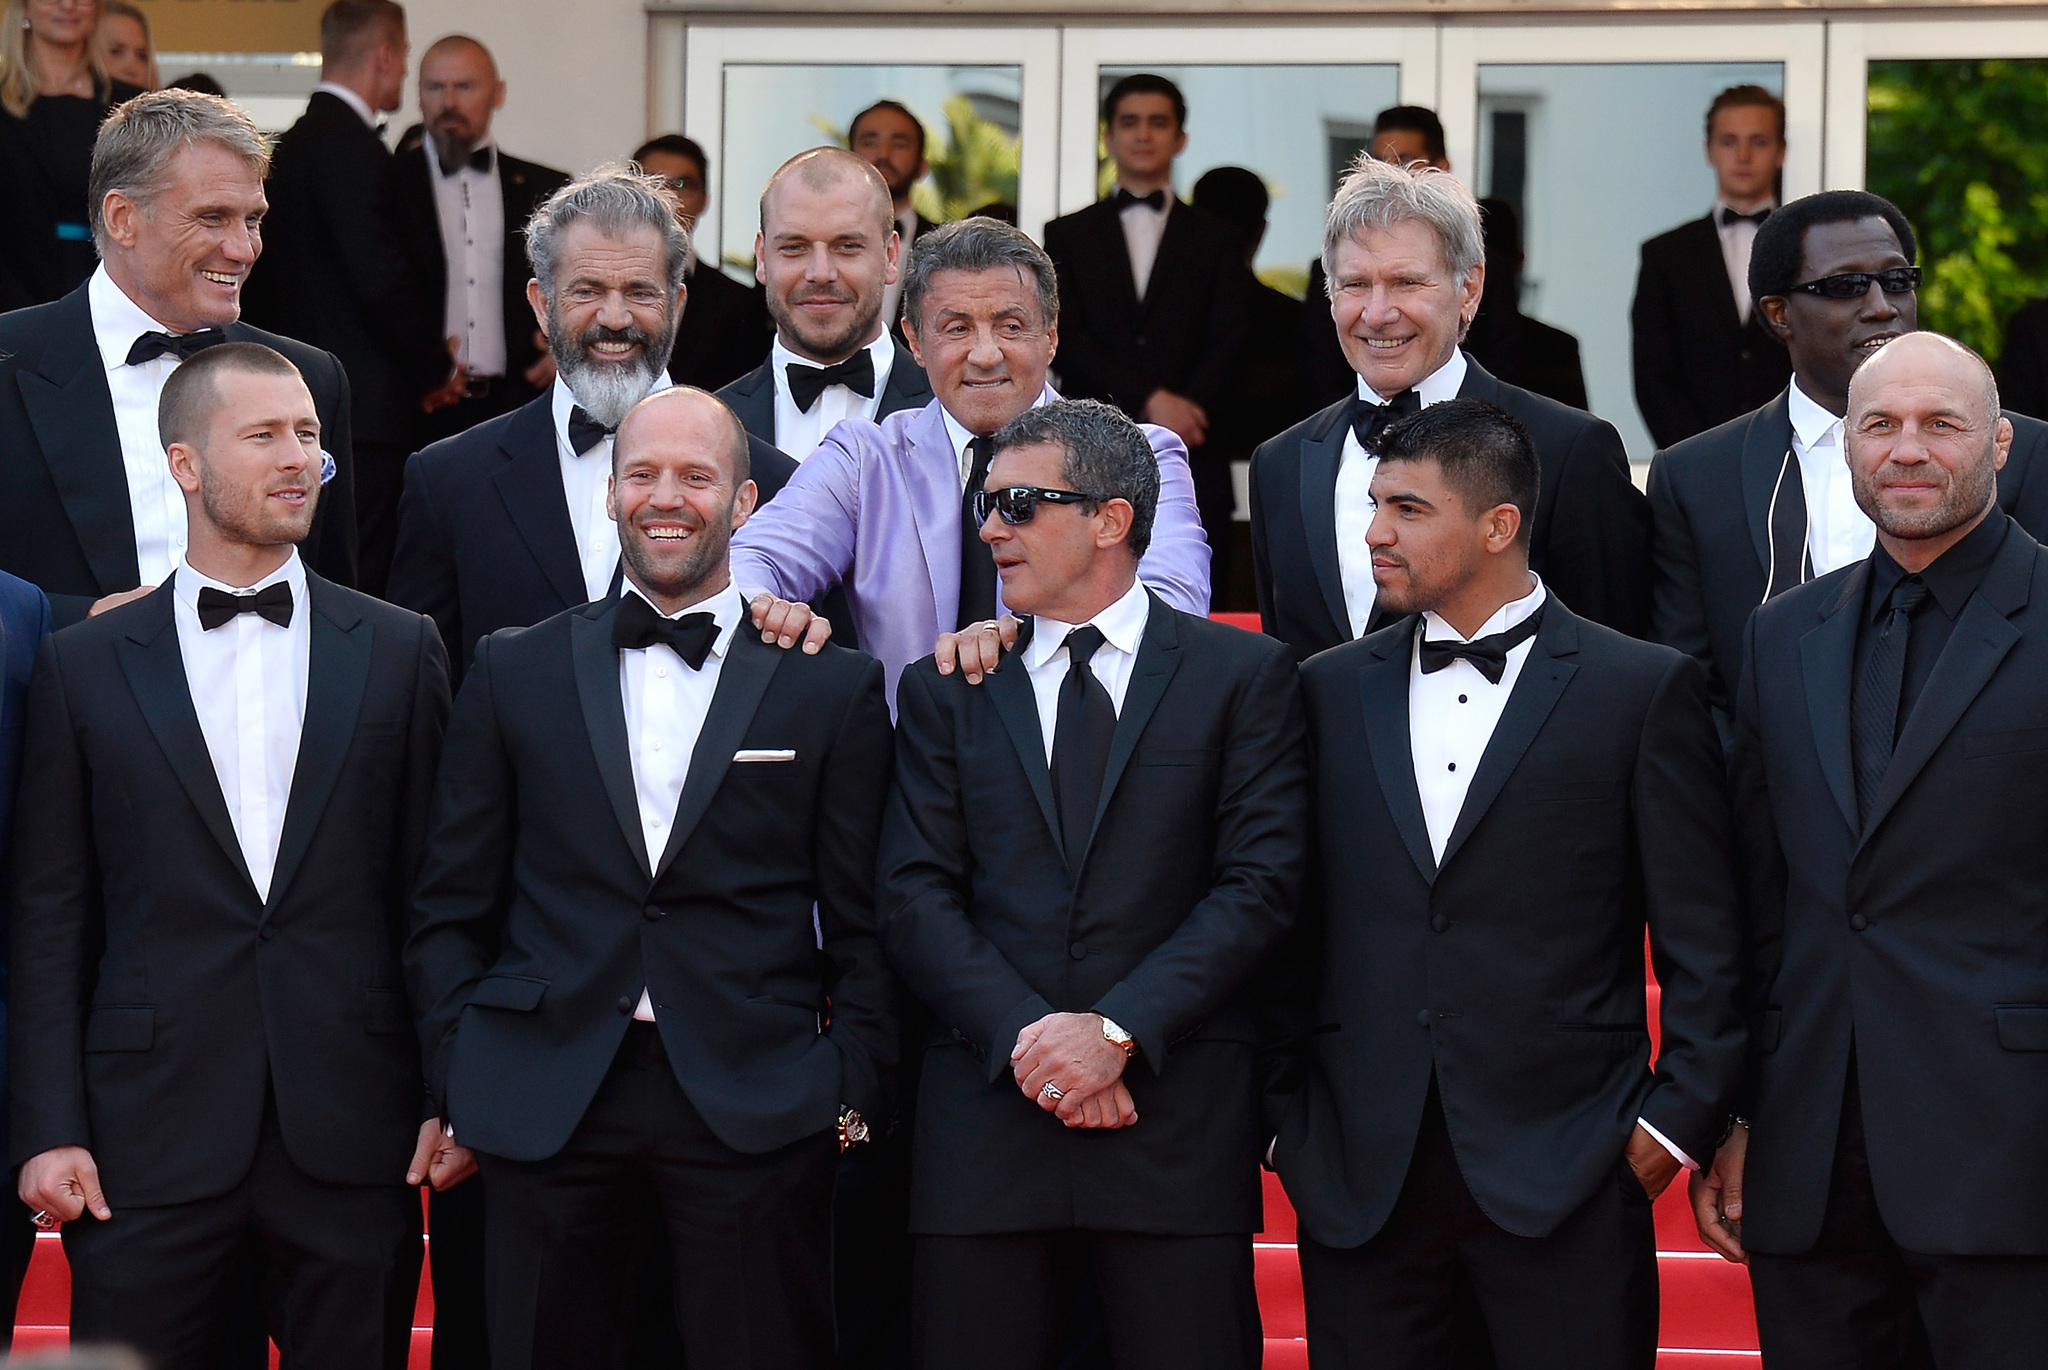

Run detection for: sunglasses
[[1786, 266, 1921, 300], [971, 485, 1101, 526]]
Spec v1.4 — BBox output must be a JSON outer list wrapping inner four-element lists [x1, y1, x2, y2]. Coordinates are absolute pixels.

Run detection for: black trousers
[[1297, 1082, 1658, 1370], [0, 1198, 34, 1351], [1749, 1064, 2048, 1370], [911, 1229, 1260, 1370], [63, 1101, 422, 1370], [479, 1022, 839, 1370], [835, 1120, 915, 1370]]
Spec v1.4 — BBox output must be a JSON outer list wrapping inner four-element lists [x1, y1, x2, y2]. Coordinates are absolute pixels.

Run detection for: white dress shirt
[[939, 386, 1056, 491], [1788, 379, 1873, 577], [427, 140, 507, 378], [1712, 199, 1775, 326], [880, 205, 918, 325], [1021, 577, 1150, 765], [770, 331, 897, 462], [90, 265, 196, 586], [174, 552, 312, 903], [1335, 349, 1470, 638], [1115, 187, 1171, 304], [618, 582, 741, 1020], [312, 81, 379, 132], [553, 375, 672, 602]]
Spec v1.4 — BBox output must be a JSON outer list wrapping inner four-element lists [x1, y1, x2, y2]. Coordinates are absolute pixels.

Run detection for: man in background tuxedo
[[11, 343, 466, 1370], [1699, 333, 2048, 1368], [1271, 399, 1743, 1370], [1996, 295, 2048, 422], [252, 0, 451, 597], [1465, 198, 1588, 411], [1043, 74, 1251, 605], [0, 89, 358, 628], [1647, 190, 2048, 741], [635, 136, 770, 394], [406, 386, 898, 1370], [850, 101, 936, 325], [393, 35, 570, 442], [1251, 155, 1650, 662], [1632, 85, 1792, 451], [880, 399, 1307, 1370]]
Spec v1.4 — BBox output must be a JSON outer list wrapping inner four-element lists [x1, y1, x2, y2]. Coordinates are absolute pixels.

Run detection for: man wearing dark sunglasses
[[1647, 189, 2048, 744]]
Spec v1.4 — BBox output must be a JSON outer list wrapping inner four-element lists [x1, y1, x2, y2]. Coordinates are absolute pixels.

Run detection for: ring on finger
[[30, 1210, 57, 1231], [1039, 1082, 1064, 1102]]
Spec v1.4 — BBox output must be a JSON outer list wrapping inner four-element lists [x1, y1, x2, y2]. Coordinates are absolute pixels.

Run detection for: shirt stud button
[[1459, 695, 1468, 703], [616, 996, 634, 1015], [1430, 914, 1449, 933], [1447, 762, 1456, 772], [1416, 1009, 1432, 1027], [1850, 913, 1869, 931]]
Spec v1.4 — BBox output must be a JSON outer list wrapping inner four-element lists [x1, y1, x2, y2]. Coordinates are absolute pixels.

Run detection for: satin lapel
[[18, 298, 139, 594], [723, 362, 777, 444], [1436, 610, 1580, 872], [898, 403, 964, 631], [265, 579, 370, 912], [1798, 567, 1864, 835], [1094, 204, 1143, 320], [1085, 598, 1181, 854], [878, 343, 933, 418], [1741, 392, 1796, 575], [1358, 621, 1436, 884], [1689, 216, 1746, 335], [654, 612, 783, 880], [1141, 207, 1195, 318], [983, 626, 1063, 867], [571, 601, 650, 879], [493, 400, 589, 610], [114, 589, 255, 892], [1297, 400, 1353, 639]]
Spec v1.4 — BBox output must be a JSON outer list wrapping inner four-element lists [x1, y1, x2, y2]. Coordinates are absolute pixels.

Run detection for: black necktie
[[612, 595, 718, 669], [1111, 188, 1166, 212], [1418, 607, 1543, 685], [1349, 387, 1422, 454], [1762, 449, 1812, 603], [567, 406, 615, 457], [785, 352, 876, 413], [1850, 577, 1929, 826], [126, 328, 227, 367], [1721, 206, 1771, 228], [196, 582, 294, 631], [1050, 625, 1117, 865], [957, 436, 999, 630]]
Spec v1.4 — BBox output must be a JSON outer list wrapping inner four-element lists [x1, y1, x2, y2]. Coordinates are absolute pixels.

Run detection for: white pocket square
[[733, 749, 797, 762]]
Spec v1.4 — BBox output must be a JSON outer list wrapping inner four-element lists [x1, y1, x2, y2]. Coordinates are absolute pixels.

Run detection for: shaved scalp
[[1850, 331, 2001, 427], [759, 146, 894, 238], [159, 342, 307, 451], [614, 387, 750, 486], [423, 33, 496, 77]]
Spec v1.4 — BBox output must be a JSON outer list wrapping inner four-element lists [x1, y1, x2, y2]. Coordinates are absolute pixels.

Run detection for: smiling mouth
[[642, 526, 694, 542], [589, 340, 639, 359], [1359, 337, 1412, 351], [202, 271, 239, 286]]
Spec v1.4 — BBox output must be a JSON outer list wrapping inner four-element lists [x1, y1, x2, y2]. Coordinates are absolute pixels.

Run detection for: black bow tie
[[612, 594, 719, 669], [126, 328, 227, 367], [196, 582, 294, 631], [1111, 188, 1167, 213], [785, 352, 875, 413], [1417, 606, 1543, 685], [1348, 387, 1421, 454], [442, 145, 491, 176], [567, 406, 615, 457], [1721, 206, 1771, 228]]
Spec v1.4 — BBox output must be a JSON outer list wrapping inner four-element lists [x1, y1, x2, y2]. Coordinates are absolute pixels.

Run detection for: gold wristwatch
[[1100, 1016, 1136, 1059], [838, 1106, 870, 1152]]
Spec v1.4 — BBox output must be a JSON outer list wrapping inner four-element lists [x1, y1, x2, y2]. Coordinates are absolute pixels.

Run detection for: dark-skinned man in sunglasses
[[1647, 189, 2048, 745]]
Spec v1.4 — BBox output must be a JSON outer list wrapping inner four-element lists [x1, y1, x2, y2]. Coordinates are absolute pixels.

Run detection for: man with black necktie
[[880, 398, 1306, 1370], [406, 386, 898, 1370], [11, 342, 466, 1370], [1646, 190, 2048, 742], [0, 89, 359, 627], [634, 136, 772, 394], [1267, 398, 1743, 1370], [1696, 332, 2048, 1369], [1251, 155, 1651, 660], [1632, 85, 1793, 451]]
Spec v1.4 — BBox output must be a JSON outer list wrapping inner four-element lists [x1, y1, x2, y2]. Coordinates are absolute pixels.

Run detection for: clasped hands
[[1011, 1012, 1137, 1130]]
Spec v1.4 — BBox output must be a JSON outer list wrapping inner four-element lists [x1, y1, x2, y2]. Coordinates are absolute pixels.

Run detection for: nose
[[967, 324, 1003, 368], [804, 242, 836, 283], [978, 503, 1008, 545], [223, 218, 258, 266], [1362, 285, 1402, 330], [1860, 279, 1901, 319], [1365, 506, 1395, 549], [596, 290, 633, 331]]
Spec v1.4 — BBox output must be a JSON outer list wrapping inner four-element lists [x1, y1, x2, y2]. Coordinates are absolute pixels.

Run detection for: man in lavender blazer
[[730, 218, 1211, 706]]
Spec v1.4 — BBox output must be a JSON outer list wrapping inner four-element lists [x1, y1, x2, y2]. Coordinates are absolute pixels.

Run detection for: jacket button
[[1429, 914, 1449, 933], [1849, 913, 1869, 931], [1416, 1009, 1432, 1027], [1069, 941, 1088, 959], [616, 995, 635, 1014], [643, 904, 663, 922], [258, 925, 275, 942]]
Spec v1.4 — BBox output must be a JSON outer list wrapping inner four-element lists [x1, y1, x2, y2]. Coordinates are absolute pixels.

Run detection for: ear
[[1483, 501, 1523, 555], [1459, 260, 1486, 328], [1172, 128, 1189, 158], [1043, 316, 1059, 366], [901, 315, 925, 368], [1094, 497, 1136, 551], [102, 190, 140, 253], [1995, 415, 2014, 472], [1758, 295, 1792, 343], [729, 478, 760, 533], [491, 79, 507, 113], [526, 277, 549, 336], [883, 227, 902, 288], [754, 233, 768, 287], [167, 441, 203, 496]]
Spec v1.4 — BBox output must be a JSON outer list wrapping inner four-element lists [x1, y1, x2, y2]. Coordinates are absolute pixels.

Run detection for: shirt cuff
[[1638, 1116, 1699, 1172]]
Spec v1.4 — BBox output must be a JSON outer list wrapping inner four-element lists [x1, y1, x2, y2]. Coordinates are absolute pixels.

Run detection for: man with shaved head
[[407, 385, 897, 1370], [1703, 331, 2048, 1367]]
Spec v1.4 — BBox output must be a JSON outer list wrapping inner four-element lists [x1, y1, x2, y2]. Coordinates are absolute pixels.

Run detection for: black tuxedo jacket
[[1732, 518, 2048, 1256], [1646, 390, 2048, 738], [716, 339, 932, 451], [1999, 297, 2048, 423], [391, 141, 570, 402], [668, 260, 770, 393], [405, 594, 898, 1162], [1631, 214, 1790, 450], [879, 599, 1308, 1235], [8, 575, 449, 1206], [386, 390, 797, 682], [0, 283, 359, 626], [1250, 357, 1651, 658], [1041, 199, 1252, 421], [1271, 601, 1743, 1247], [247, 91, 448, 448]]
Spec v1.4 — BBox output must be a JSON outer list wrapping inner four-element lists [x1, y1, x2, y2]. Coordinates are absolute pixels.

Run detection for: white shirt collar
[[939, 385, 1057, 465], [1023, 576, 1150, 672], [1419, 573, 1546, 645], [1358, 347, 1468, 408], [619, 579, 742, 664], [88, 264, 186, 372], [313, 81, 379, 131], [1787, 378, 1843, 450], [550, 373, 674, 452], [176, 548, 306, 601]]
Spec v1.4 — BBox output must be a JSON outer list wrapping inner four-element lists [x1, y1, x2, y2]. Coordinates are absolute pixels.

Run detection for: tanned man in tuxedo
[[1632, 86, 1792, 451], [1251, 155, 1651, 660], [392, 35, 570, 442], [1698, 332, 2048, 1367], [406, 386, 898, 1370], [1043, 74, 1252, 606], [1269, 398, 1744, 1370], [0, 89, 358, 627], [636, 135, 770, 394], [11, 342, 468, 1370], [850, 101, 936, 325], [1647, 190, 2048, 744], [880, 398, 1307, 1370]]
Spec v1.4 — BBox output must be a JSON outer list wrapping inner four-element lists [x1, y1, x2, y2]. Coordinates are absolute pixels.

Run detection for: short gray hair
[[991, 399, 1158, 559], [89, 89, 270, 252], [1320, 154, 1484, 294], [901, 217, 1059, 338], [526, 163, 691, 309]]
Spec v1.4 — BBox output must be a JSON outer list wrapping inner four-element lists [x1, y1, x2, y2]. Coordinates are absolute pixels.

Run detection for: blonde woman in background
[[99, 0, 156, 89]]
